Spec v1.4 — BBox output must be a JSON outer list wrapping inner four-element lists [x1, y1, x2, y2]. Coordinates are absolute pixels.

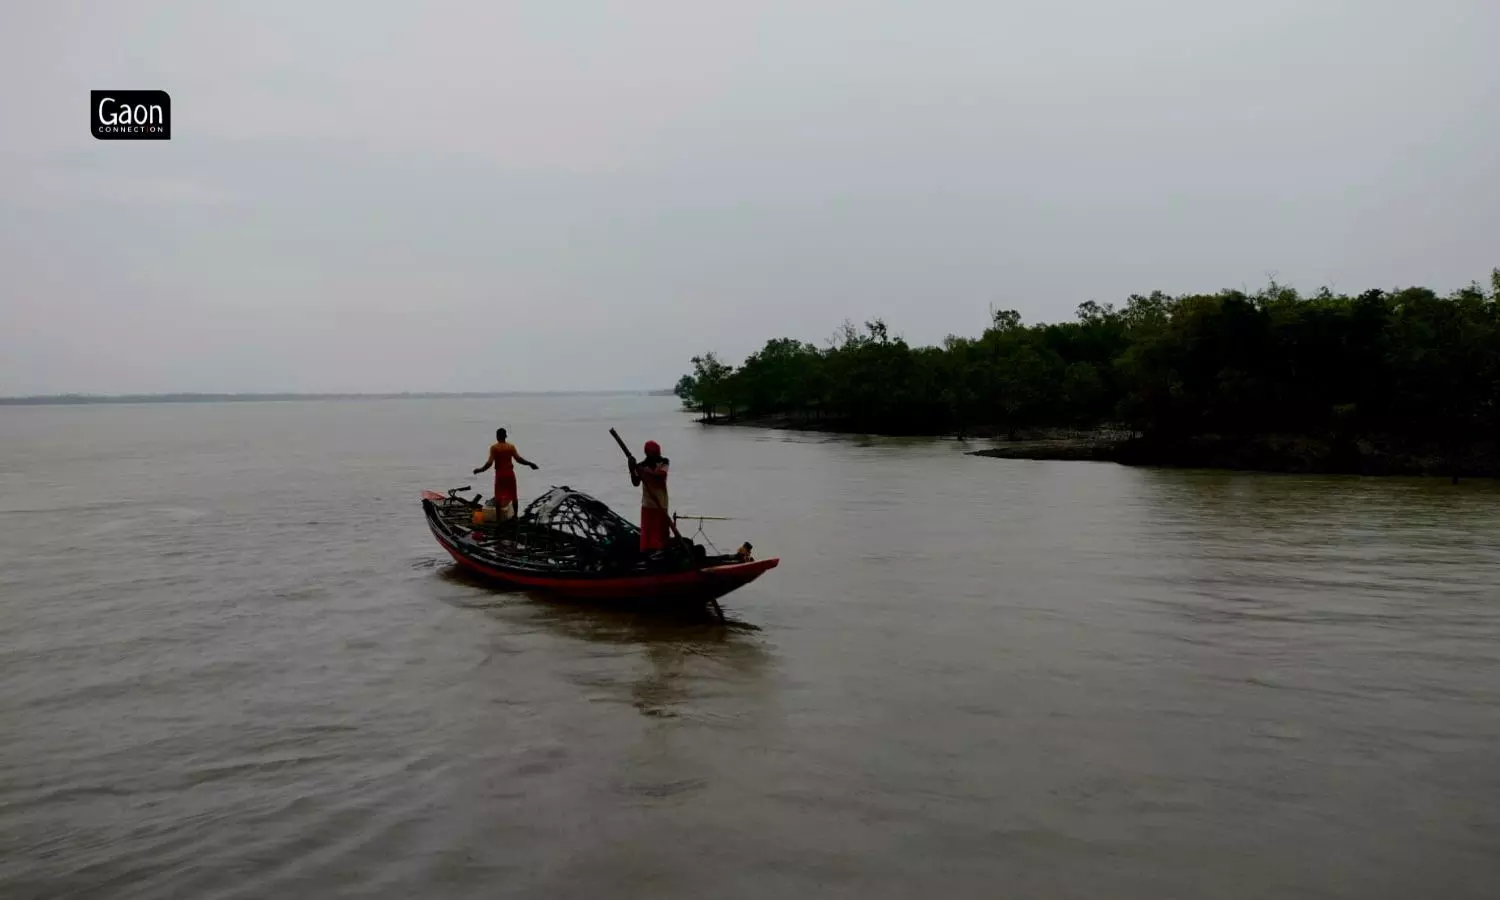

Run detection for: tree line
[[675, 271, 1500, 450]]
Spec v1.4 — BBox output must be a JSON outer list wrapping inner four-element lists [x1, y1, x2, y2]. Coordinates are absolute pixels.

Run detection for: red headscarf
[[643, 440, 661, 458]]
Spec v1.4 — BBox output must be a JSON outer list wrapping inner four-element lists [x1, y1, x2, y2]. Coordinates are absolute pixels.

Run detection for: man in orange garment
[[473, 427, 538, 519], [629, 440, 671, 553]]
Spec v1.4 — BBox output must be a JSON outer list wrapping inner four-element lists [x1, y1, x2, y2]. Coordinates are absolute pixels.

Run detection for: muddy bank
[[693, 415, 1496, 478], [965, 430, 1129, 462], [695, 413, 856, 433], [697, 414, 1126, 442], [973, 432, 1500, 479]]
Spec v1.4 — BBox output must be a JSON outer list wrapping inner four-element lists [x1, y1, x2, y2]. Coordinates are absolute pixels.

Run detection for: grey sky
[[2, 1, 1496, 394]]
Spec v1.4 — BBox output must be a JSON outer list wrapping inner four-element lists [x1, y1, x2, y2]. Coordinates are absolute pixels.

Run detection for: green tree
[[686, 352, 735, 421], [672, 270, 1500, 474]]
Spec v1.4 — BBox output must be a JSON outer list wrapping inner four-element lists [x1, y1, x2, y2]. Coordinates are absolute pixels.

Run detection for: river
[[2, 395, 1497, 899]]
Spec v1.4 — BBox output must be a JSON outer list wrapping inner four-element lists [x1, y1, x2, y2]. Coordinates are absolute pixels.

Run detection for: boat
[[421, 485, 779, 605]]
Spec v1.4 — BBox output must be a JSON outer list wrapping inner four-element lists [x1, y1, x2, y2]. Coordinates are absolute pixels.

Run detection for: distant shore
[[673, 271, 1500, 482], [975, 432, 1497, 478], [696, 415, 1496, 479], [0, 390, 665, 407]]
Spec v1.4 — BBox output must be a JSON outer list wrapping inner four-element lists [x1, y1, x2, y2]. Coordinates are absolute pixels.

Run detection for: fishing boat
[[421, 485, 778, 605]]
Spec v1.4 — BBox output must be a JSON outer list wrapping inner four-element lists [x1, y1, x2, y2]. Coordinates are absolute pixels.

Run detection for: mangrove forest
[[675, 271, 1500, 476]]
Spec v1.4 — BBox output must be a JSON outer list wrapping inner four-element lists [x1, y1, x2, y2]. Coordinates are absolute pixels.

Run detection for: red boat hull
[[423, 492, 777, 602]]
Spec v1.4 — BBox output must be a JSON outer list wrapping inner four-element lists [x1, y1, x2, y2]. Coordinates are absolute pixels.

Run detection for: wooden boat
[[421, 486, 778, 604]]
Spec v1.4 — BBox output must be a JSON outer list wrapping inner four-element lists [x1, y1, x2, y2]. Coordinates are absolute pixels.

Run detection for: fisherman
[[628, 440, 670, 553], [473, 427, 538, 520]]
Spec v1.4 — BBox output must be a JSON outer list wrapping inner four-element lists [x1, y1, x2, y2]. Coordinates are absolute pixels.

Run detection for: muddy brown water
[[2, 395, 1498, 898]]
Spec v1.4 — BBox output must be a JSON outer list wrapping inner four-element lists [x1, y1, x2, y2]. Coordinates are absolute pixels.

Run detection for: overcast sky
[[2, 1, 1496, 394]]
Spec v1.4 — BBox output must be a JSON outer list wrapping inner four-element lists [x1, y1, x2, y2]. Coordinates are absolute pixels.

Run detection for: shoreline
[[694, 415, 1496, 479]]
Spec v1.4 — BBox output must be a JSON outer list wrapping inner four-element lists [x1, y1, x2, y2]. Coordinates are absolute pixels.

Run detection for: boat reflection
[[436, 563, 773, 720]]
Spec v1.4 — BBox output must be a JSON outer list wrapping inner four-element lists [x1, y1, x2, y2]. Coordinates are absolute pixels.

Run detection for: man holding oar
[[629, 440, 671, 553], [609, 429, 677, 555], [609, 429, 732, 621]]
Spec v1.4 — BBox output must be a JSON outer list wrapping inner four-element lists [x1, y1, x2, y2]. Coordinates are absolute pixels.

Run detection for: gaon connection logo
[[91, 90, 171, 140]]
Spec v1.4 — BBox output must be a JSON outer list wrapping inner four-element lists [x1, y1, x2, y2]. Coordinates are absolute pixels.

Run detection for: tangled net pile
[[520, 487, 639, 550]]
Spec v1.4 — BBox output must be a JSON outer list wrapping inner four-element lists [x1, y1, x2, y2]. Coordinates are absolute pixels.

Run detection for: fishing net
[[444, 485, 711, 574], [520, 486, 639, 549]]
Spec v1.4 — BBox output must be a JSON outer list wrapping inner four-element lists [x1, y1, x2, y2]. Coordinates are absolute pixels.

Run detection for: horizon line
[[0, 390, 677, 407]]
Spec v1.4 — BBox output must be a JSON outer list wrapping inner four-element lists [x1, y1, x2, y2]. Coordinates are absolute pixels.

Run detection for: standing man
[[474, 427, 538, 520], [628, 440, 670, 553]]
